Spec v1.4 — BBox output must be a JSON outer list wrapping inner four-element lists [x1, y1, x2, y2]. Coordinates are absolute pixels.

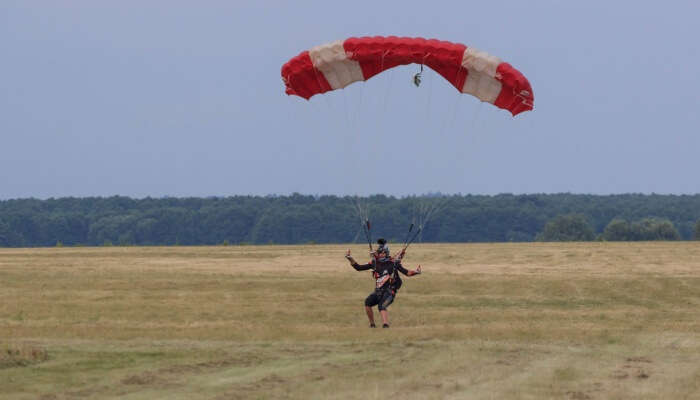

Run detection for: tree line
[[0, 194, 699, 247]]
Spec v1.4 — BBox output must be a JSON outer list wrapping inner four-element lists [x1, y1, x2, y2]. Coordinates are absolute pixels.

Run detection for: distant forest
[[1, 194, 699, 247]]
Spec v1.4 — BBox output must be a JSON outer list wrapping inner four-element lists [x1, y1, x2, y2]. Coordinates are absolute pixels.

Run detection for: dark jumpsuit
[[390, 261, 411, 293], [352, 257, 409, 311]]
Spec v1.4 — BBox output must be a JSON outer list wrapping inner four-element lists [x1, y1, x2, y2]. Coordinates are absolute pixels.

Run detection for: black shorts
[[365, 289, 394, 311]]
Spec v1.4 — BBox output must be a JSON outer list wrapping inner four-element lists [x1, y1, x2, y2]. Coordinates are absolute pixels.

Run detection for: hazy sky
[[2, 1, 700, 199]]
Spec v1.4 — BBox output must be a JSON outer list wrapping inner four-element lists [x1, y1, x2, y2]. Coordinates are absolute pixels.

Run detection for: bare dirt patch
[[0, 343, 49, 369], [566, 391, 591, 400], [121, 372, 160, 385]]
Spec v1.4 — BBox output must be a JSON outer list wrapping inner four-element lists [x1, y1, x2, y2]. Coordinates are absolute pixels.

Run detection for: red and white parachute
[[281, 36, 533, 116]]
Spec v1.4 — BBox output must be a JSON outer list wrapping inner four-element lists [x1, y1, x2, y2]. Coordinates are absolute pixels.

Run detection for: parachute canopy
[[281, 36, 534, 116]]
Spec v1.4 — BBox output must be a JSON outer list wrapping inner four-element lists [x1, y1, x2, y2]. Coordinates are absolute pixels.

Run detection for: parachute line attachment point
[[413, 64, 424, 87]]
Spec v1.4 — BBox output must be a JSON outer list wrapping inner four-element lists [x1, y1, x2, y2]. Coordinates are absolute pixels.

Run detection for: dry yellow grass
[[1, 243, 700, 399]]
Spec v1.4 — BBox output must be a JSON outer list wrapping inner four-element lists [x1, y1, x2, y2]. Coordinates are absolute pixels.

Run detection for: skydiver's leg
[[378, 291, 394, 327], [365, 306, 376, 327], [364, 292, 380, 327], [379, 310, 389, 327]]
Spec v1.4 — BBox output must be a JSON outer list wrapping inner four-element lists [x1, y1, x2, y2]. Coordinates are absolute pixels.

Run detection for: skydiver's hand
[[415, 265, 422, 275], [345, 249, 352, 259]]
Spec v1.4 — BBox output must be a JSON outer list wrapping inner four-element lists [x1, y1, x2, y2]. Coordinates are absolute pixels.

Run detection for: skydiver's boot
[[382, 324, 390, 328], [370, 323, 376, 328]]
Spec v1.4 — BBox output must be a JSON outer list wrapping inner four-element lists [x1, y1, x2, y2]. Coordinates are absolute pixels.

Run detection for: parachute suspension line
[[351, 196, 365, 225], [351, 196, 373, 253], [305, 97, 325, 144], [352, 226, 362, 244], [352, 82, 365, 132], [469, 100, 484, 134], [396, 196, 447, 256], [436, 91, 462, 139], [394, 218, 416, 258], [423, 62, 436, 150], [450, 94, 464, 131], [376, 50, 392, 135], [380, 49, 387, 74], [466, 101, 485, 180], [421, 197, 447, 230], [341, 89, 351, 130], [410, 196, 448, 244], [399, 218, 422, 254], [311, 66, 333, 111], [350, 197, 363, 244], [381, 61, 395, 116], [425, 61, 434, 123], [418, 201, 429, 243], [401, 221, 415, 248], [351, 197, 364, 227]]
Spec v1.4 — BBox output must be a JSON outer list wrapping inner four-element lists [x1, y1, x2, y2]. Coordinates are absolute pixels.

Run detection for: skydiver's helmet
[[376, 238, 390, 260]]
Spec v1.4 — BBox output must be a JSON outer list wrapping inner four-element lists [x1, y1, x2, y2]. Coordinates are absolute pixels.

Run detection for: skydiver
[[345, 238, 421, 328]]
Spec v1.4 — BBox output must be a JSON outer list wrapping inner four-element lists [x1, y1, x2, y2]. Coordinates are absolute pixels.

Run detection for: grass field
[[1, 243, 700, 399]]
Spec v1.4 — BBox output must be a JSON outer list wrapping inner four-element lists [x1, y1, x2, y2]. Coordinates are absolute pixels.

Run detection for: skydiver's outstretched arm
[[395, 261, 422, 276], [346, 249, 373, 271]]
